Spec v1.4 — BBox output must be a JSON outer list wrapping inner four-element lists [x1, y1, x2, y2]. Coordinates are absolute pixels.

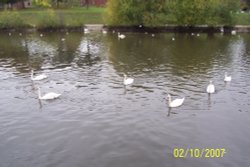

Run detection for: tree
[[32, 0, 51, 7], [105, 0, 167, 26], [104, 0, 240, 26]]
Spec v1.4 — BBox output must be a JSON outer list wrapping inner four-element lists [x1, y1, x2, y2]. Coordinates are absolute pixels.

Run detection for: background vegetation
[[105, 0, 241, 26], [0, 7, 104, 29], [1, 0, 250, 29]]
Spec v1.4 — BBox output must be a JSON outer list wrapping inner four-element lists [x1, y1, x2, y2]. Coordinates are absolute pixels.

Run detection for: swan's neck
[[168, 96, 172, 105], [31, 71, 34, 79], [124, 75, 127, 80], [38, 88, 42, 99]]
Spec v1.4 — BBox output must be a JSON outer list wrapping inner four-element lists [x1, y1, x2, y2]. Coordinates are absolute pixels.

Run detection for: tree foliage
[[105, 0, 240, 26], [32, 0, 51, 7]]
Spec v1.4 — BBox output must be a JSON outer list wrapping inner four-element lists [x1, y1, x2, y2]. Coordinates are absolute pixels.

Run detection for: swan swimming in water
[[167, 94, 185, 108], [123, 74, 134, 86], [84, 28, 90, 33], [38, 87, 61, 100], [231, 30, 236, 35], [31, 69, 47, 81], [102, 29, 107, 34], [206, 81, 215, 94], [224, 72, 232, 82], [118, 32, 126, 39]]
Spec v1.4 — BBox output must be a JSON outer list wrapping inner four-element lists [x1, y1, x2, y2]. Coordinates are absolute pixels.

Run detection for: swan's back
[[40, 92, 61, 100], [207, 83, 215, 93], [32, 74, 47, 81], [224, 75, 232, 82], [118, 33, 126, 39], [124, 78, 134, 85], [169, 98, 185, 108]]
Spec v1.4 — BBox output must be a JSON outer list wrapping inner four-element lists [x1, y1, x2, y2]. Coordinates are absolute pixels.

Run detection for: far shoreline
[[1, 24, 250, 33]]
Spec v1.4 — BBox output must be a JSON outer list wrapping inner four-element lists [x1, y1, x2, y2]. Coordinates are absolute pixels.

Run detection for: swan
[[38, 87, 61, 100], [84, 28, 90, 33], [224, 72, 232, 82], [231, 30, 236, 35], [220, 27, 224, 33], [206, 81, 215, 94], [123, 74, 134, 86], [172, 37, 175, 41], [102, 29, 107, 34], [118, 32, 126, 39], [167, 94, 185, 108], [31, 69, 47, 81]]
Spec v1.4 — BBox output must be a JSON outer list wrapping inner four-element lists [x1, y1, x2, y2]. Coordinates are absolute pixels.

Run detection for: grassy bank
[[0, 7, 105, 29], [234, 12, 250, 25], [1, 7, 250, 29]]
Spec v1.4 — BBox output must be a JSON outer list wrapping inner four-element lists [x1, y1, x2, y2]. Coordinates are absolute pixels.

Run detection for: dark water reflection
[[0, 31, 250, 167]]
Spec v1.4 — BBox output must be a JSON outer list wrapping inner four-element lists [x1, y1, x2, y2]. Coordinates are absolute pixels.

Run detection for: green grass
[[234, 12, 250, 25], [0, 7, 105, 29], [1, 7, 250, 29]]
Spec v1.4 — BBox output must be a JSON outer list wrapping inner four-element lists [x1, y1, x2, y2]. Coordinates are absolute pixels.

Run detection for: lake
[[0, 31, 250, 167]]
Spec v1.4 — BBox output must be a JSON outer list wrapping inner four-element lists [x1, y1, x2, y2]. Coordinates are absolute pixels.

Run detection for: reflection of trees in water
[[107, 33, 232, 76], [0, 32, 105, 74], [74, 38, 101, 67], [0, 34, 30, 73], [0, 33, 82, 73], [46, 32, 82, 65]]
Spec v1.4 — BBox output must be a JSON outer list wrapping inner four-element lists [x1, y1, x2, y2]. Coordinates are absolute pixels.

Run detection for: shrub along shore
[[1, 7, 250, 32]]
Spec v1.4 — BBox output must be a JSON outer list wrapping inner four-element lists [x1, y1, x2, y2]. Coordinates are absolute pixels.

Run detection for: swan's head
[[209, 80, 213, 84], [167, 94, 171, 99]]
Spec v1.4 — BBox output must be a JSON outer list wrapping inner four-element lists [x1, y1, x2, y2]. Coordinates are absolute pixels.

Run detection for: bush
[[35, 9, 62, 28], [32, 0, 52, 8], [0, 10, 27, 28], [104, 0, 240, 26]]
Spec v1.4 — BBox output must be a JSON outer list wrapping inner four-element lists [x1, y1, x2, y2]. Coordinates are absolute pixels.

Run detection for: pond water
[[0, 31, 250, 167]]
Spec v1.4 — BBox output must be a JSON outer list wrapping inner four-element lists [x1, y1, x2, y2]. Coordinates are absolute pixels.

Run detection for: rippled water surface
[[0, 31, 250, 167]]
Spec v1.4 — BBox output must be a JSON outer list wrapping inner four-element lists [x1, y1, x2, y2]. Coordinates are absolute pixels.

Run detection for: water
[[0, 31, 250, 167]]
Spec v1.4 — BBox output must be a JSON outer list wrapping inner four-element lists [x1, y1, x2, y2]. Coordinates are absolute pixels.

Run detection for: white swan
[[38, 87, 61, 100], [118, 32, 126, 39], [84, 28, 90, 33], [31, 70, 47, 81], [102, 29, 107, 34], [224, 72, 232, 82], [206, 81, 215, 94], [231, 30, 236, 35], [123, 74, 134, 86], [167, 94, 185, 108]]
